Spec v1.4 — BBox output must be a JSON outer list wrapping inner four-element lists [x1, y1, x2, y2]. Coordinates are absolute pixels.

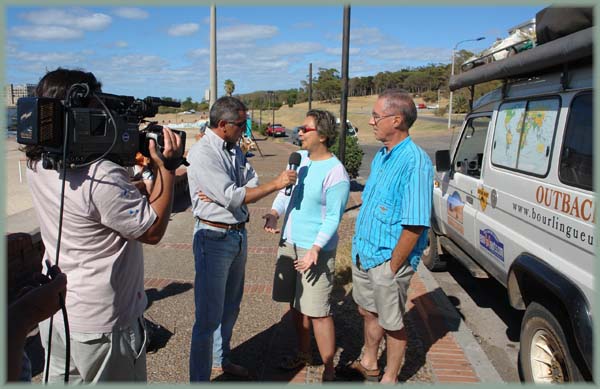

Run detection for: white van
[[426, 9, 593, 383]]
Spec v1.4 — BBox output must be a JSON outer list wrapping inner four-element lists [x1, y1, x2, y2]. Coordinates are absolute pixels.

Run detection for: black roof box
[[536, 7, 593, 45]]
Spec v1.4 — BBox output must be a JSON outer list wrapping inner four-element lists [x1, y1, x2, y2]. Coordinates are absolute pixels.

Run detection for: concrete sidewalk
[[140, 136, 503, 383], [11, 134, 502, 383]]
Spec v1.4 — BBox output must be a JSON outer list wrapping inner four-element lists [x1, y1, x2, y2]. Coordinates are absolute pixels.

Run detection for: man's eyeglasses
[[298, 126, 318, 133], [227, 120, 246, 128], [371, 114, 396, 125]]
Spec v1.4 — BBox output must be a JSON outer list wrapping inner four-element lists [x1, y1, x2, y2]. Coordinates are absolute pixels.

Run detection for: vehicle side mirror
[[435, 150, 451, 172]]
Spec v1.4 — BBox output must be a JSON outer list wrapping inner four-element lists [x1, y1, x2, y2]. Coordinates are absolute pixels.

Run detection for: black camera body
[[17, 90, 185, 170]]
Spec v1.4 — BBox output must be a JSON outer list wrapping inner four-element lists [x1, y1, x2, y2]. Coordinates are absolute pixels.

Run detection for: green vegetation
[[156, 96, 209, 114], [224, 79, 235, 96], [331, 135, 363, 179], [252, 121, 268, 136], [236, 49, 501, 115]]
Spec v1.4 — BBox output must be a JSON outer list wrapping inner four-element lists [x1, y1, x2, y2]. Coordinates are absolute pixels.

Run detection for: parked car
[[417, 103, 427, 109], [336, 118, 359, 138], [426, 10, 593, 383], [266, 124, 286, 137], [291, 126, 301, 145]]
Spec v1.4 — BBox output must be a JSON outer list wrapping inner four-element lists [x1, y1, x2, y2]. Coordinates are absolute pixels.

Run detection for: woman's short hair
[[306, 109, 338, 148]]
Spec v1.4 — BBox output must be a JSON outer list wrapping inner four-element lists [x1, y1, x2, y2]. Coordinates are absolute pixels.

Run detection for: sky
[[6, 5, 545, 102]]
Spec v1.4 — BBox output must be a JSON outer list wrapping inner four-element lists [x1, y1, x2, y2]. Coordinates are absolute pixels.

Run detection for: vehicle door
[[438, 114, 492, 258], [479, 95, 590, 284]]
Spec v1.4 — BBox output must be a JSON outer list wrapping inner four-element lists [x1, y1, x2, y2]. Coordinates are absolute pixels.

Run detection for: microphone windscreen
[[289, 152, 302, 167]]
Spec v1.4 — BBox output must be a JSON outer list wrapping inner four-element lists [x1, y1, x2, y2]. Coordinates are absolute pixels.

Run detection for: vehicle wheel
[[421, 229, 447, 271], [519, 302, 584, 383]]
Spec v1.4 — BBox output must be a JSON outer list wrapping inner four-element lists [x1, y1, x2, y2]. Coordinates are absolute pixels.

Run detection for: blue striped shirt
[[352, 136, 433, 270]]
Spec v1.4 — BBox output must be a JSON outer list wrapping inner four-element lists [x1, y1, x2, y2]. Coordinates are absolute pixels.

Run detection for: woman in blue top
[[263, 109, 350, 381]]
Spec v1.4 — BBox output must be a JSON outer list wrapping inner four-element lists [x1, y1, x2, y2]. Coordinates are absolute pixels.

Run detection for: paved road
[[358, 130, 523, 382]]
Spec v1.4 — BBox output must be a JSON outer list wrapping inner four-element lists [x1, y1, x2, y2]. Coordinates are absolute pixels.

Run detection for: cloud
[[10, 25, 83, 40], [11, 50, 79, 64], [259, 42, 322, 57], [114, 7, 149, 19], [114, 41, 128, 48], [365, 45, 451, 63], [168, 23, 200, 36], [188, 48, 210, 58], [350, 27, 385, 45], [19, 8, 111, 31], [106, 54, 169, 73], [324, 47, 361, 55], [291, 22, 315, 30], [218, 24, 278, 42]]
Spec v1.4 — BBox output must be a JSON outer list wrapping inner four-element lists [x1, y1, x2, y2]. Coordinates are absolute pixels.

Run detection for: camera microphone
[[285, 152, 301, 196]]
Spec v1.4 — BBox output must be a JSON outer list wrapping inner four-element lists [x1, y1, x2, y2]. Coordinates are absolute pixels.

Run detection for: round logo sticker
[[122, 132, 130, 142]]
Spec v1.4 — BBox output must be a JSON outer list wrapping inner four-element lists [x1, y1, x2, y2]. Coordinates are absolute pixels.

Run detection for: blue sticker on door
[[479, 229, 505, 262]]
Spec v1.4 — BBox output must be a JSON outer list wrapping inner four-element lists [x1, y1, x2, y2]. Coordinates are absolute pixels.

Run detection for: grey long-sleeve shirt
[[187, 128, 259, 224]]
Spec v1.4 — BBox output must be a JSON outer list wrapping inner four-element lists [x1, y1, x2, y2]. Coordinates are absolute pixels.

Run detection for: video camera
[[16, 83, 187, 170]]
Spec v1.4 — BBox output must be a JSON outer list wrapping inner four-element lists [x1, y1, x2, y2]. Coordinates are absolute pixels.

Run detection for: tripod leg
[[250, 132, 264, 158]]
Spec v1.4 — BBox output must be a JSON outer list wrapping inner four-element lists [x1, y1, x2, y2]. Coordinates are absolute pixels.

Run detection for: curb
[[417, 262, 504, 383]]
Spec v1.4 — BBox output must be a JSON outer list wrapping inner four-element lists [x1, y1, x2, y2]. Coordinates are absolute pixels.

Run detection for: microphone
[[285, 152, 301, 196]]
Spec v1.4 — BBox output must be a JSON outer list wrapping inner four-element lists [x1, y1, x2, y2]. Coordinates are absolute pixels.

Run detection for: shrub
[[421, 90, 437, 103], [331, 136, 364, 179], [434, 105, 448, 117], [252, 121, 268, 136]]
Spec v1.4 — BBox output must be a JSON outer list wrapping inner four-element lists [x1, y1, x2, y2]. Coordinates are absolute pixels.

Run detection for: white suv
[[426, 15, 593, 383]]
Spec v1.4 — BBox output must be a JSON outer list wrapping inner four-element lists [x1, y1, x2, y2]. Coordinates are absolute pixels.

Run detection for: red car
[[266, 124, 286, 137]]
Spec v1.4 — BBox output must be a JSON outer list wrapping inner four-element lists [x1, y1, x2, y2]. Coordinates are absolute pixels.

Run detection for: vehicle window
[[559, 93, 593, 191], [491, 97, 559, 176], [453, 116, 491, 179]]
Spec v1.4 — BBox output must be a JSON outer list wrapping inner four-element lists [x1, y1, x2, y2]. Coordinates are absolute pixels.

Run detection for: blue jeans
[[189, 222, 247, 382], [192, 223, 226, 369]]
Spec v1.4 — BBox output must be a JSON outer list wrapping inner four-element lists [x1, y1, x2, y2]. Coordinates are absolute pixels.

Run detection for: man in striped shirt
[[348, 89, 433, 383]]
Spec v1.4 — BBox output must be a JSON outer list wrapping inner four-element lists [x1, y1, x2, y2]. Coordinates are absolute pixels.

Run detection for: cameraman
[[22, 68, 184, 382]]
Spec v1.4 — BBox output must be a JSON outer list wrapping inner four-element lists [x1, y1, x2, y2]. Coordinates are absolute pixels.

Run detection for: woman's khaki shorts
[[272, 241, 336, 318], [351, 257, 415, 331]]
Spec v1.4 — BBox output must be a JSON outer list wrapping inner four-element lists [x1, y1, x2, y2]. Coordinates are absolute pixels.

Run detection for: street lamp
[[447, 36, 485, 129]]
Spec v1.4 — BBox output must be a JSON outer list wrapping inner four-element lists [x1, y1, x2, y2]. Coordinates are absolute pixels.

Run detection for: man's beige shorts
[[272, 241, 336, 318], [351, 257, 415, 331]]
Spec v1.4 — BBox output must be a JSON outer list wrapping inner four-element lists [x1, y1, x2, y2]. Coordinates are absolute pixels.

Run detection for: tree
[[181, 97, 194, 111], [313, 68, 341, 102], [286, 89, 298, 107], [224, 79, 235, 96]]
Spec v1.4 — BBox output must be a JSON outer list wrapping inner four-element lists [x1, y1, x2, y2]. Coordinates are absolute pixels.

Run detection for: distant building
[[5, 83, 36, 107]]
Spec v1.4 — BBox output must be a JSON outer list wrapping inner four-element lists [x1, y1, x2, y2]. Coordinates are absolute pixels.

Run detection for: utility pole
[[308, 63, 313, 111], [271, 93, 275, 126], [209, 5, 217, 109], [338, 5, 351, 164]]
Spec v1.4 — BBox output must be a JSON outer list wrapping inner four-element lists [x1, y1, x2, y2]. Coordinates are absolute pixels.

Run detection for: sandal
[[341, 359, 380, 382], [278, 351, 312, 371], [322, 371, 337, 382]]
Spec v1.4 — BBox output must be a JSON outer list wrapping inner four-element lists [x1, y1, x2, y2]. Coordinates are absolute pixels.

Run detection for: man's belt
[[198, 218, 246, 231]]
